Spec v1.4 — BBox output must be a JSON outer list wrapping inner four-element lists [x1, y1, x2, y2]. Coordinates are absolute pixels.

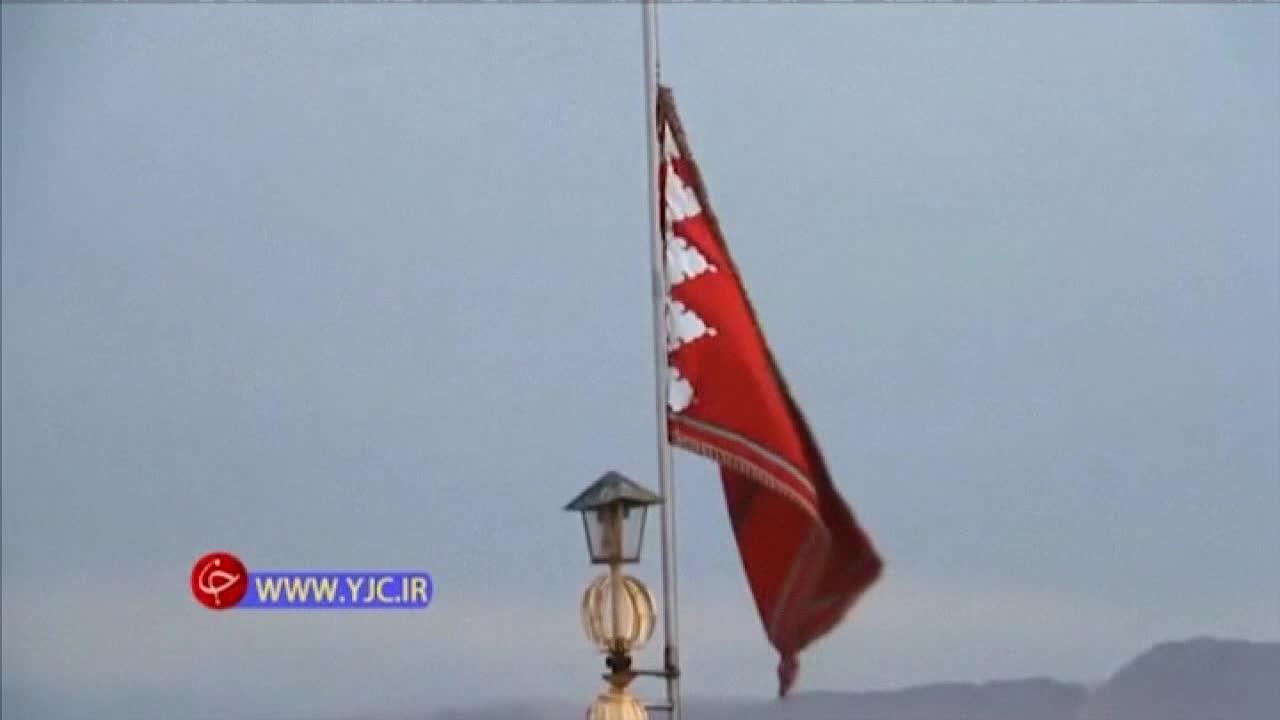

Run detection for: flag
[[657, 86, 883, 698]]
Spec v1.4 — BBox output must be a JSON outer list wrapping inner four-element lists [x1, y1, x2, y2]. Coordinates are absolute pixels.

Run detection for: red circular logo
[[190, 551, 248, 610]]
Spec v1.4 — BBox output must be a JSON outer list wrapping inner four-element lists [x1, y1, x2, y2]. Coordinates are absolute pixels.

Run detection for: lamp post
[[565, 471, 662, 720]]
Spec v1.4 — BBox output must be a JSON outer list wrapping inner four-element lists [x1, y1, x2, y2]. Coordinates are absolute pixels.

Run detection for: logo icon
[[191, 551, 248, 610]]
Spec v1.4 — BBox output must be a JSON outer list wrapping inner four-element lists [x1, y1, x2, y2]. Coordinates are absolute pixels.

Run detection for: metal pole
[[641, 2, 681, 718], [609, 508, 624, 649]]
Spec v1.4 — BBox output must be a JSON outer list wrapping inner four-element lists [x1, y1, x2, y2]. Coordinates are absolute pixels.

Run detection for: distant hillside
[[1079, 637, 1280, 720], [428, 637, 1280, 720], [682, 677, 1087, 720]]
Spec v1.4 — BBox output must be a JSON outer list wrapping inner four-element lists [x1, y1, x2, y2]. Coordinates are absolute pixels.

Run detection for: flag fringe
[[669, 427, 823, 524]]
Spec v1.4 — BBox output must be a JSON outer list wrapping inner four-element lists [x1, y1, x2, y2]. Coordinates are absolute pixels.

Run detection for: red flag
[[657, 87, 883, 697]]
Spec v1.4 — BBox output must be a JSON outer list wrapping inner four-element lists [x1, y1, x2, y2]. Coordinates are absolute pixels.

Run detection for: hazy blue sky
[[3, 5, 1278, 720]]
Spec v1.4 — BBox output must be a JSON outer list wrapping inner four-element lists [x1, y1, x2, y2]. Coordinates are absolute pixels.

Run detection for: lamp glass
[[581, 503, 648, 564]]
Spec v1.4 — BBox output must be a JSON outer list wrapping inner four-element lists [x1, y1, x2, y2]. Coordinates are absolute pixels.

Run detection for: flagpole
[[641, 1, 682, 719]]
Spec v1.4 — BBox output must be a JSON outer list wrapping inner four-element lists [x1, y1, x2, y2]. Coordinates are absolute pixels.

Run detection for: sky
[[2, 4, 1278, 720]]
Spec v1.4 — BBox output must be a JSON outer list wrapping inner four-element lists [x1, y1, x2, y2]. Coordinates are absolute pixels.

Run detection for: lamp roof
[[564, 470, 662, 512]]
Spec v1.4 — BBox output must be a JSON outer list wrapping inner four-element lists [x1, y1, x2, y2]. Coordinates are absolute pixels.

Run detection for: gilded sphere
[[585, 688, 648, 720], [580, 573, 656, 653]]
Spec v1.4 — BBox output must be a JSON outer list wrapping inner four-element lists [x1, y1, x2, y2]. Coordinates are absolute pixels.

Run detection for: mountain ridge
[[429, 637, 1280, 720]]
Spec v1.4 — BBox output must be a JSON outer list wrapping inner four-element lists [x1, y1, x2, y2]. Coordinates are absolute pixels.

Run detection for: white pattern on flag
[[664, 163, 702, 222], [668, 366, 693, 413], [667, 235, 716, 286], [661, 123, 681, 161], [666, 299, 716, 351]]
